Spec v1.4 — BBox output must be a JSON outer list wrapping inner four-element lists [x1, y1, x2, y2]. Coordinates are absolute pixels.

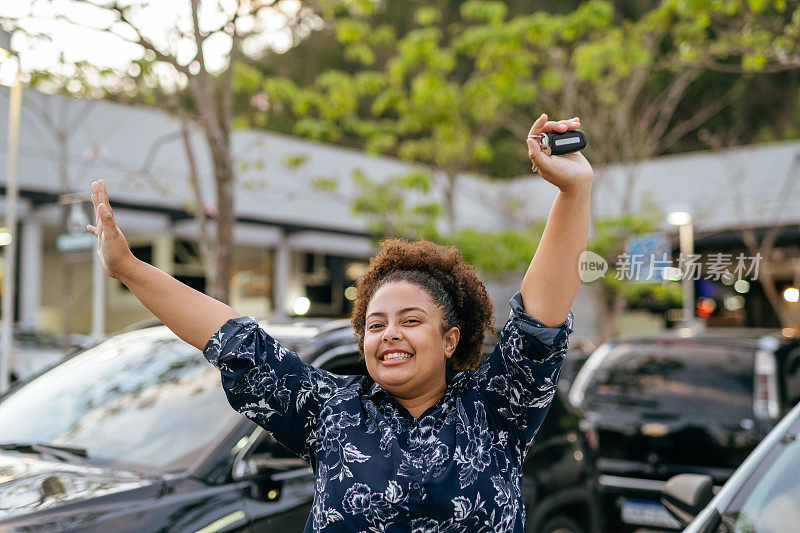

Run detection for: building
[[0, 89, 528, 337], [1, 87, 799, 341]]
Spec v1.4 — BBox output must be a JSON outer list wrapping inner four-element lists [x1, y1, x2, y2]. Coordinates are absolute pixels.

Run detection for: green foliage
[[222, 0, 800, 291], [590, 211, 663, 261], [585, 199, 681, 306], [460, 1, 508, 23], [604, 275, 684, 307], [239, 159, 266, 172], [350, 168, 442, 240], [447, 224, 545, 276], [234, 62, 263, 93], [415, 5, 442, 26], [311, 177, 340, 191], [282, 154, 310, 169], [336, 17, 371, 43], [251, 0, 800, 184]]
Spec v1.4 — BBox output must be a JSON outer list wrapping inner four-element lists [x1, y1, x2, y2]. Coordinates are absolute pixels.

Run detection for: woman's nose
[[383, 323, 402, 342]]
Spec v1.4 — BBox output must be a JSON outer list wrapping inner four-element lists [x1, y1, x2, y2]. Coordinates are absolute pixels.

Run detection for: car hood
[[0, 451, 157, 521], [588, 407, 761, 480]]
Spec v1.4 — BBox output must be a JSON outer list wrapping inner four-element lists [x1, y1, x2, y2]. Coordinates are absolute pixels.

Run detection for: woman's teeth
[[384, 352, 413, 360]]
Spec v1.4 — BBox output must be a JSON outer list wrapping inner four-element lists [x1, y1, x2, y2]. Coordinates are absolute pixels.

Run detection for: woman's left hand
[[527, 114, 593, 193]]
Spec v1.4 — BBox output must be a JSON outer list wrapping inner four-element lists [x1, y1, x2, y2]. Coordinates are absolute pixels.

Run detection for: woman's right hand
[[87, 179, 136, 280]]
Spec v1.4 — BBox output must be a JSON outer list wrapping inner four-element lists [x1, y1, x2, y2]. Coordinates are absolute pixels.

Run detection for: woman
[[87, 113, 592, 532]]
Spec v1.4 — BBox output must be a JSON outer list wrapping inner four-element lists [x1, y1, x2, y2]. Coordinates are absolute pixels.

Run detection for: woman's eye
[[368, 323, 384, 330], [405, 319, 420, 325]]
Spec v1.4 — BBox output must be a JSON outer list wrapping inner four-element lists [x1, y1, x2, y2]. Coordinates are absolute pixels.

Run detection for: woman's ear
[[444, 326, 460, 358]]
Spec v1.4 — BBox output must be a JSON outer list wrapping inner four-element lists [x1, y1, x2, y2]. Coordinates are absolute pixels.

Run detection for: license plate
[[619, 498, 682, 529]]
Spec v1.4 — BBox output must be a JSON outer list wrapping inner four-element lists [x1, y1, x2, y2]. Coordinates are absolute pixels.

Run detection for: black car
[[0, 322, 322, 532], [568, 328, 800, 532], [0, 320, 601, 532]]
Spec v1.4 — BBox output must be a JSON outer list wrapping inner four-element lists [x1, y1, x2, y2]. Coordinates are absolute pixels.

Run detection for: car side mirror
[[234, 453, 309, 482], [661, 474, 714, 526]]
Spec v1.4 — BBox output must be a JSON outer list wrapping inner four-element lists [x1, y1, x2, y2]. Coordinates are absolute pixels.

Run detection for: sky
[[0, 0, 304, 80]]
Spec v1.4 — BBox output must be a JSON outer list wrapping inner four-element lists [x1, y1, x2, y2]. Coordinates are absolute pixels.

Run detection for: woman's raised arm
[[87, 179, 239, 350], [520, 114, 593, 327]]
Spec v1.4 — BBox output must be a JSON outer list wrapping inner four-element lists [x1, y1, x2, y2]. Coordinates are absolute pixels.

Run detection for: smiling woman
[[86, 112, 592, 532], [352, 242, 495, 418]]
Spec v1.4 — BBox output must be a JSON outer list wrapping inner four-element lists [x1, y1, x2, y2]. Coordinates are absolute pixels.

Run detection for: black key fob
[[539, 130, 587, 156]]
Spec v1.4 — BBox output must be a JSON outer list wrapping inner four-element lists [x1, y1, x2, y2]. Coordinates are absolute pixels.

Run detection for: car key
[[528, 130, 588, 156]]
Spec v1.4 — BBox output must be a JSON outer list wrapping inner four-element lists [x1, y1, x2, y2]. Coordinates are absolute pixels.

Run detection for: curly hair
[[351, 239, 496, 372]]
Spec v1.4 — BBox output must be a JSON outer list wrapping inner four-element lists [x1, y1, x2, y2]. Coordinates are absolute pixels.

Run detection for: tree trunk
[[740, 228, 794, 328], [178, 115, 219, 303], [206, 135, 235, 304], [443, 170, 457, 235], [186, 64, 236, 304], [596, 284, 626, 344], [757, 260, 794, 328]]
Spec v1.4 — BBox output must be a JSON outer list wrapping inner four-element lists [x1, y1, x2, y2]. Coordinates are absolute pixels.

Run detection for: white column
[[152, 234, 174, 273], [0, 78, 22, 394], [19, 214, 42, 331], [91, 246, 105, 338], [273, 233, 290, 320], [679, 222, 695, 326]]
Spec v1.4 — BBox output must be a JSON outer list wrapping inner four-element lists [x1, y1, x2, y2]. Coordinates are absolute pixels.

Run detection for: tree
[[251, 1, 548, 232], [253, 0, 796, 338], [4, 0, 324, 303], [451, 0, 800, 217], [250, 0, 800, 225]]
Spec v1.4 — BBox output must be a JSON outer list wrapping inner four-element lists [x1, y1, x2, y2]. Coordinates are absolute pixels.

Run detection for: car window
[[718, 417, 800, 532], [0, 328, 241, 471], [782, 346, 800, 408], [559, 348, 588, 392], [576, 341, 755, 421]]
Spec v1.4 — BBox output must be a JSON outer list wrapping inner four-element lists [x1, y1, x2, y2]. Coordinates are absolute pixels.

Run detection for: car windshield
[[0, 327, 240, 471], [721, 417, 800, 532], [579, 341, 755, 420]]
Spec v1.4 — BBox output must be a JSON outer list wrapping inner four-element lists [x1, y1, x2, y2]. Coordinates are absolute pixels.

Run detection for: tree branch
[[657, 80, 741, 151], [74, 0, 191, 76], [178, 109, 214, 279], [189, 0, 209, 75], [641, 69, 701, 153]]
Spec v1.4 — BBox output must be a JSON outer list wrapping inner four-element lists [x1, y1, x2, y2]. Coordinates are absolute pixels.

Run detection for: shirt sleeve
[[476, 291, 573, 452], [203, 316, 338, 467]]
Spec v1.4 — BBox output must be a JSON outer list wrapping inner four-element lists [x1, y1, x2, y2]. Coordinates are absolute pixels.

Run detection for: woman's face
[[363, 281, 459, 401]]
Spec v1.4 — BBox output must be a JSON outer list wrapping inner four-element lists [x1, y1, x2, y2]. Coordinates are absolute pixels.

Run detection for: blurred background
[[1, 2, 800, 531], [0, 0, 799, 384]]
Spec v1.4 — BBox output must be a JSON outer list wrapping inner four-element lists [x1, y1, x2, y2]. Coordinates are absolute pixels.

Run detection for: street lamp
[[0, 28, 22, 394], [667, 206, 696, 327]]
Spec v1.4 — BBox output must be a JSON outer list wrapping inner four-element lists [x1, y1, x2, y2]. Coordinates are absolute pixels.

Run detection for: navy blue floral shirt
[[203, 292, 573, 533]]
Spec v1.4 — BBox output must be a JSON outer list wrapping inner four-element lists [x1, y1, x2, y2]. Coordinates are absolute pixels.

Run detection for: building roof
[[2, 88, 800, 243], [0, 89, 514, 242]]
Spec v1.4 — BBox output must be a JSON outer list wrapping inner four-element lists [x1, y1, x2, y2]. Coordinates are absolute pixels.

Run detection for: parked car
[[8, 330, 91, 385], [0, 318, 601, 532], [568, 328, 800, 532], [661, 398, 800, 532], [0, 321, 322, 532], [559, 335, 596, 393]]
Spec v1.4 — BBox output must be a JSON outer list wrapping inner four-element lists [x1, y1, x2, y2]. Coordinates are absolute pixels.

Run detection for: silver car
[[661, 399, 800, 532]]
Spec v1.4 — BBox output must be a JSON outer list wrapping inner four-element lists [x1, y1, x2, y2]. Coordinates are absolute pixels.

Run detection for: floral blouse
[[203, 292, 573, 533]]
